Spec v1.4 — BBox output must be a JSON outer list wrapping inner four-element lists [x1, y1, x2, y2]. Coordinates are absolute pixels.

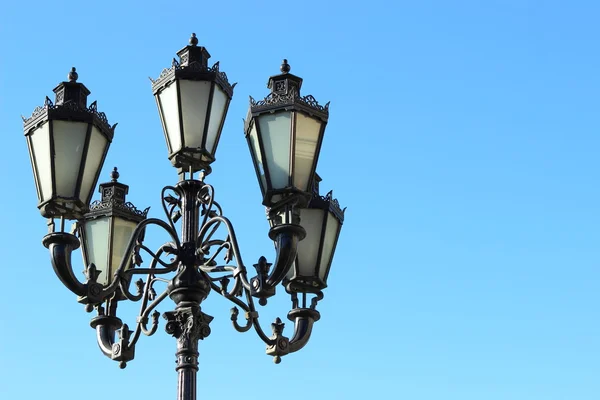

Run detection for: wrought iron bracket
[[90, 315, 135, 369]]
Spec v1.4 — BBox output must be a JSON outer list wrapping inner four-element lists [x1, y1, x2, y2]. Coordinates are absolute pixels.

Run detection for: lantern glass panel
[[205, 86, 228, 154], [29, 122, 52, 202], [180, 80, 211, 148], [258, 111, 292, 189], [80, 126, 108, 205], [248, 123, 267, 193], [293, 113, 322, 192], [53, 120, 88, 198], [287, 208, 324, 279], [110, 217, 138, 276], [158, 83, 182, 154], [319, 212, 340, 281], [83, 217, 110, 286]]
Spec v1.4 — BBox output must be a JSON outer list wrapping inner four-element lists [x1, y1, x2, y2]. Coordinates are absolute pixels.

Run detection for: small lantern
[[245, 59, 329, 207], [23, 67, 116, 220], [151, 33, 235, 174], [284, 175, 345, 293], [79, 168, 148, 287]]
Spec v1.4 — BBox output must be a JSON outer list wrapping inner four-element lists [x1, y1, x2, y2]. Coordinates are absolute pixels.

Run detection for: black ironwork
[[27, 35, 344, 400], [23, 68, 117, 220], [150, 35, 235, 98], [245, 59, 329, 129], [87, 168, 150, 220], [151, 34, 236, 175], [40, 174, 328, 399], [244, 60, 330, 207], [23, 69, 116, 140]]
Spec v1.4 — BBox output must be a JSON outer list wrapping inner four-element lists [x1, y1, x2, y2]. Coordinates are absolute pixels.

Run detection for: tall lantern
[[283, 175, 345, 293], [151, 33, 235, 174], [23, 67, 116, 220], [79, 168, 148, 287], [245, 60, 329, 207]]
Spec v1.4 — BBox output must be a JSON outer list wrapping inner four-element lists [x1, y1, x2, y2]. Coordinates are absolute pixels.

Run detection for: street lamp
[[245, 59, 328, 207], [280, 175, 345, 294], [22, 34, 345, 400]]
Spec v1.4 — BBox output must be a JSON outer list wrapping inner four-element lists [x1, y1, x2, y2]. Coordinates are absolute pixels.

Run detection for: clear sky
[[1, 1, 599, 399]]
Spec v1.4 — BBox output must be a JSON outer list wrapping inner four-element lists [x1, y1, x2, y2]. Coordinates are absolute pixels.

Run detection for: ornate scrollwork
[[80, 177, 320, 369], [88, 199, 150, 218], [22, 97, 116, 135], [150, 61, 235, 97], [164, 307, 213, 341], [249, 87, 329, 119], [151, 66, 176, 85], [297, 94, 330, 112]]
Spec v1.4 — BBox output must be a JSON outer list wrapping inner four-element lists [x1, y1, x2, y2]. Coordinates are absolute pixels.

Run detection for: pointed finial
[[111, 167, 120, 182], [68, 67, 78, 82], [189, 33, 198, 46], [280, 59, 290, 74]]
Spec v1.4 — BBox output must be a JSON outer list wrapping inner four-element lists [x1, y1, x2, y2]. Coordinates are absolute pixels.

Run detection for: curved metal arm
[[209, 279, 274, 345], [119, 247, 176, 301], [195, 180, 306, 300], [287, 308, 320, 353], [90, 315, 122, 357], [128, 285, 169, 347], [198, 215, 305, 301], [264, 223, 305, 287], [113, 218, 180, 279], [264, 308, 321, 363], [42, 233, 86, 297], [97, 218, 180, 302], [198, 216, 251, 289], [89, 314, 134, 368]]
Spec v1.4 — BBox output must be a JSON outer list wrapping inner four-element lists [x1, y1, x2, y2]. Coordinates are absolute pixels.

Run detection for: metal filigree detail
[[310, 190, 345, 222], [89, 199, 150, 218], [249, 87, 329, 120], [164, 307, 213, 341], [22, 97, 116, 136], [151, 61, 234, 97]]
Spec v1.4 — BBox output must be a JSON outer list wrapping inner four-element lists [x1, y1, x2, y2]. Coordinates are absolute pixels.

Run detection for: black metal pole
[[164, 179, 213, 400]]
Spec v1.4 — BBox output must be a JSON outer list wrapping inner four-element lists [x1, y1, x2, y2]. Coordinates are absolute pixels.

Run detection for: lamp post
[[22, 34, 345, 400]]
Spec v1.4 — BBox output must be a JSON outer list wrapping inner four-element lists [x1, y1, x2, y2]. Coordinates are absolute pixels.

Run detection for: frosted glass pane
[[84, 218, 110, 286], [158, 83, 182, 153], [111, 218, 138, 277], [80, 127, 108, 205], [258, 112, 292, 190], [294, 113, 322, 192], [248, 123, 267, 193], [287, 209, 324, 279], [30, 122, 52, 202], [205, 86, 228, 154], [319, 213, 340, 281], [53, 120, 87, 198], [180, 80, 211, 148]]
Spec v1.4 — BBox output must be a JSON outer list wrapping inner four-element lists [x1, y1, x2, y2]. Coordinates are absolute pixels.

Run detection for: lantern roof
[[22, 67, 116, 140], [85, 168, 149, 222], [245, 59, 330, 130], [150, 33, 235, 98], [309, 174, 345, 223]]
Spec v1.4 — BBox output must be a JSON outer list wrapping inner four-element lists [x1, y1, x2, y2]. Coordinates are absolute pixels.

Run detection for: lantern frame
[[283, 175, 345, 293], [22, 67, 116, 220], [151, 33, 235, 174], [79, 168, 149, 288], [245, 60, 329, 207], [24, 34, 347, 392]]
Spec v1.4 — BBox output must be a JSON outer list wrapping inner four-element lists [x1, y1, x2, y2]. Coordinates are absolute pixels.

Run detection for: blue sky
[[1, 1, 599, 399]]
